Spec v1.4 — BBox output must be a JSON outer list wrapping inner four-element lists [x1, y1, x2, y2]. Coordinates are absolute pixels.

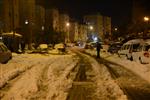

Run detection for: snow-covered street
[[0, 52, 78, 100], [0, 49, 127, 100], [0, 47, 150, 100]]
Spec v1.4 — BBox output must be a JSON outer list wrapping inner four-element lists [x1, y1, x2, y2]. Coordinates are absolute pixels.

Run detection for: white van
[[118, 39, 144, 60], [132, 39, 150, 64]]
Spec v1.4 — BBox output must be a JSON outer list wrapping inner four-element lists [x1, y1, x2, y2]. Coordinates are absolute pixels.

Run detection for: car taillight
[[144, 52, 149, 57]]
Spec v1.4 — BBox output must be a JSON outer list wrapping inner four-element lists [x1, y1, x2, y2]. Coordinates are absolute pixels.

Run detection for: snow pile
[[107, 55, 150, 83], [1, 55, 55, 99], [0, 54, 48, 88], [83, 53, 127, 100]]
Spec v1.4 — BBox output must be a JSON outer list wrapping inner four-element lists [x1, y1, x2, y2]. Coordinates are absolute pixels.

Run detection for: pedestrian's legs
[[97, 50, 100, 58]]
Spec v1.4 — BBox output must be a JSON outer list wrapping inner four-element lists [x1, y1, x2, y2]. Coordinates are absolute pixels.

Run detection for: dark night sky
[[46, 0, 150, 27], [46, 0, 133, 26]]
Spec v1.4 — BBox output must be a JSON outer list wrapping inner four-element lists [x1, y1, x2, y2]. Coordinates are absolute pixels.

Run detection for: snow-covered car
[[118, 39, 143, 60], [54, 43, 66, 52], [0, 42, 12, 64], [132, 39, 150, 64], [32, 44, 48, 54]]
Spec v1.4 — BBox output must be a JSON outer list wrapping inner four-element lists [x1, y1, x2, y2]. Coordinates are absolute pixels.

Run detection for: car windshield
[[132, 44, 140, 52], [145, 45, 150, 51]]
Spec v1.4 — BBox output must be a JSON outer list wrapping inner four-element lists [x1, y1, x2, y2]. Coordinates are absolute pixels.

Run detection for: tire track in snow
[[27, 59, 56, 100], [1, 57, 57, 100], [67, 52, 99, 100]]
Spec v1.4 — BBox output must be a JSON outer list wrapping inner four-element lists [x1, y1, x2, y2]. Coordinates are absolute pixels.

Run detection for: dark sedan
[[0, 42, 12, 64]]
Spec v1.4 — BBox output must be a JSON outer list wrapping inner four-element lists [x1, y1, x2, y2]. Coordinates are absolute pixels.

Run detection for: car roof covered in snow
[[124, 39, 144, 45]]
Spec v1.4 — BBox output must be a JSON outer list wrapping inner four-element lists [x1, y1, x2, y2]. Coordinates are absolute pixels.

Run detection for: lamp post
[[88, 25, 94, 42], [66, 22, 70, 43], [143, 16, 149, 38], [25, 20, 34, 49]]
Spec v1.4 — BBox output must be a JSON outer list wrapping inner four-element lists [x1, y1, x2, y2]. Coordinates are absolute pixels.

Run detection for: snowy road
[[67, 52, 98, 100], [0, 50, 127, 100]]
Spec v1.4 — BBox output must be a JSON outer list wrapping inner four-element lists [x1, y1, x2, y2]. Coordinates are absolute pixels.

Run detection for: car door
[[132, 45, 142, 62]]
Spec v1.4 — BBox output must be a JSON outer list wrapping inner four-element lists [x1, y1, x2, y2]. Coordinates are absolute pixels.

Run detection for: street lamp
[[41, 26, 44, 31], [66, 22, 70, 43], [66, 22, 70, 27], [144, 16, 149, 22], [25, 20, 28, 25], [89, 25, 93, 30], [143, 16, 149, 38]]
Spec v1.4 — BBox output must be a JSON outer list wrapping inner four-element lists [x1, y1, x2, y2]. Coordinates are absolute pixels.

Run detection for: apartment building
[[45, 8, 59, 32], [84, 14, 111, 41]]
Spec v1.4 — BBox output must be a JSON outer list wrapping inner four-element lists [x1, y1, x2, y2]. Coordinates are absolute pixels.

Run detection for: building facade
[[35, 5, 45, 32], [19, 0, 36, 47], [103, 16, 111, 39], [84, 14, 111, 41], [45, 8, 59, 32], [2, 0, 20, 32], [69, 22, 78, 42], [59, 14, 70, 42], [78, 24, 88, 42]]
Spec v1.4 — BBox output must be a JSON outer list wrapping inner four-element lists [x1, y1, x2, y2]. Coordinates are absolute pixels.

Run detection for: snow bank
[[0, 54, 78, 100], [85, 49, 150, 84], [1, 55, 55, 100]]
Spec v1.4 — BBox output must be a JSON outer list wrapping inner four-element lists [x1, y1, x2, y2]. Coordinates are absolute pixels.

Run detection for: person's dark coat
[[96, 42, 102, 58]]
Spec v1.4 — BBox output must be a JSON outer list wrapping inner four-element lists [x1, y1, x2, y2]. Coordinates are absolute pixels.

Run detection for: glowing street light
[[25, 20, 29, 25], [41, 26, 44, 30], [89, 25, 93, 30], [94, 37, 98, 41], [144, 16, 149, 22], [66, 22, 70, 27]]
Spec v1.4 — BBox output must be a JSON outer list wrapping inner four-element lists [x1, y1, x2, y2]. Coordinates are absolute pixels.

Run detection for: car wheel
[[10, 56, 12, 59], [126, 54, 128, 59], [130, 56, 133, 61], [2, 60, 8, 64], [139, 57, 143, 64]]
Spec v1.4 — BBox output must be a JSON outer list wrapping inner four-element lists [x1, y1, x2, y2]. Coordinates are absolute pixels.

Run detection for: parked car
[[118, 39, 143, 60], [84, 42, 94, 49], [54, 43, 66, 53], [32, 44, 49, 54], [108, 42, 122, 54], [132, 39, 150, 64], [0, 42, 12, 64]]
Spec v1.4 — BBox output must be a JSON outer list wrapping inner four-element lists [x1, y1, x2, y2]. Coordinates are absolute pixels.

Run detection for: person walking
[[96, 42, 102, 58]]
